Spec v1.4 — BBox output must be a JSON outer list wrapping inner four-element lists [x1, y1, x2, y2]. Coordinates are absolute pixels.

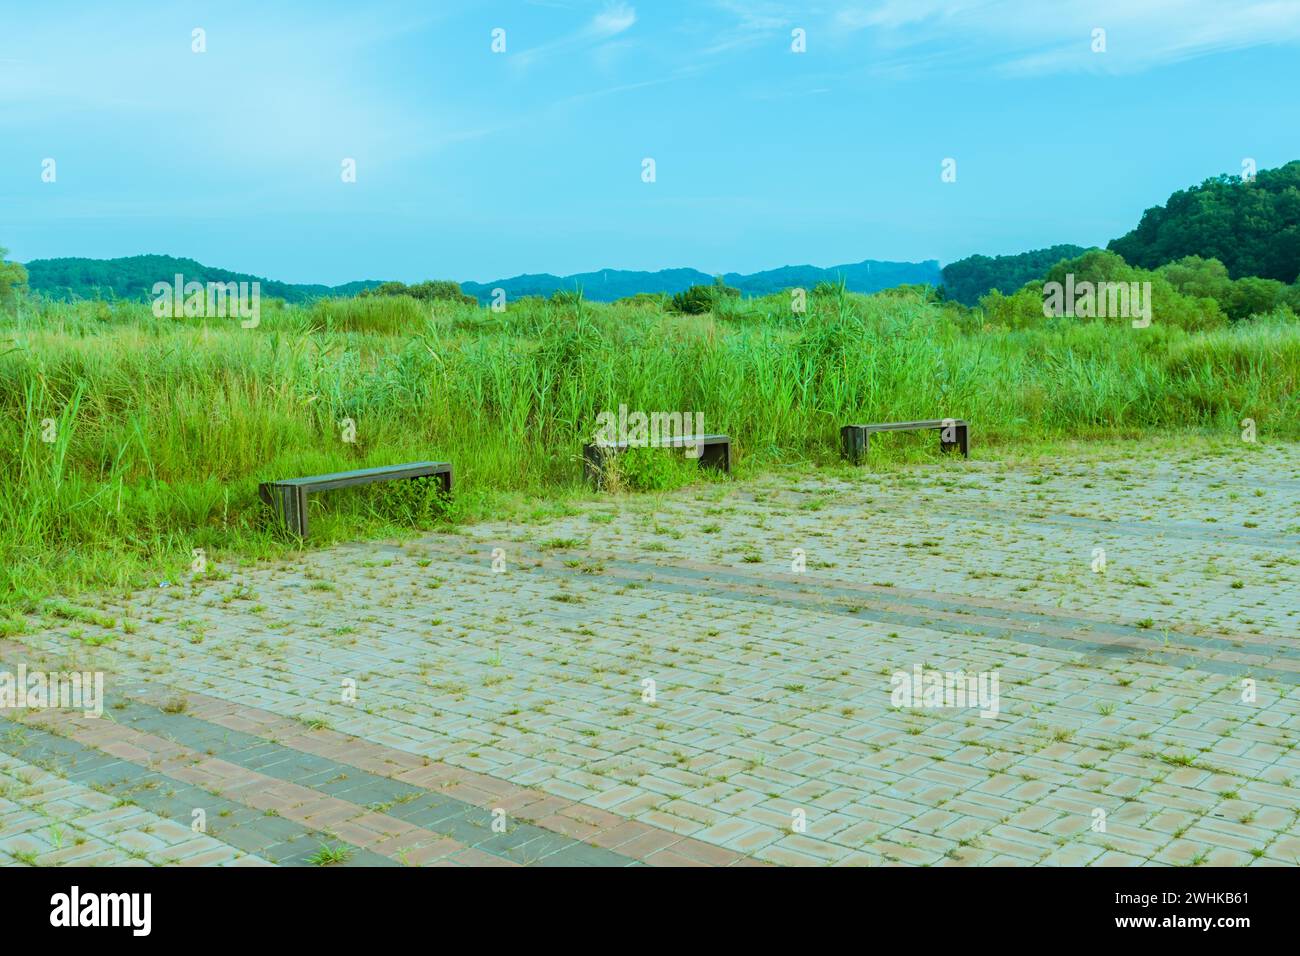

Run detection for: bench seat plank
[[593, 433, 729, 451], [264, 461, 451, 492], [846, 419, 968, 432]]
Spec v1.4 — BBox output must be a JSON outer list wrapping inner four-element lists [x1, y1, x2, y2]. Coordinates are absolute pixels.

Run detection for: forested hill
[[23, 255, 942, 304], [23, 255, 382, 303], [1109, 160, 1300, 283], [939, 245, 1090, 306], [941, 160, 1300, 304], [24, 160, 1299, 306], [459, 260, 942, 302]]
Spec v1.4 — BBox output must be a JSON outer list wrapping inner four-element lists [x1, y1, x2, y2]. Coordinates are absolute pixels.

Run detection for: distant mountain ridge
[[23, 255, 382, 304], [459, 260, 942, 302], [23, 254, 943, 304]]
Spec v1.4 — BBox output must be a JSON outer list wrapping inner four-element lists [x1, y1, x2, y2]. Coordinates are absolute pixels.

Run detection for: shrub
[[550, 289, 584, 306], [977, 285, 1049, 330], [360, 280, 475, 305], [614, 292, 668, 309], [670, 279, 740, 315], [1158, 255, 1232, 301], [1040, 250, 1226, 331], [1225, 276, 1290, 321]]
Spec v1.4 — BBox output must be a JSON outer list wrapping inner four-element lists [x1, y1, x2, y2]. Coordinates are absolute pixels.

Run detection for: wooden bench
[[258, 461, 452, 537], [841, 419, 969, 464], [582, 434, 730, 489]]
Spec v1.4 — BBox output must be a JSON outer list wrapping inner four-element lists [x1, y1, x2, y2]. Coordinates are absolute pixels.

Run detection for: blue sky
[[3, 0, 1299, 284]]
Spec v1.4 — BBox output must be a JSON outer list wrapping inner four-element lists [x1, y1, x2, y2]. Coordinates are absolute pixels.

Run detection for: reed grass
[[2, 287, 1296, 611]]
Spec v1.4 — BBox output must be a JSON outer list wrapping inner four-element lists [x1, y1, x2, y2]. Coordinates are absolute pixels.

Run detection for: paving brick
[[3, 447, 1296, 868]]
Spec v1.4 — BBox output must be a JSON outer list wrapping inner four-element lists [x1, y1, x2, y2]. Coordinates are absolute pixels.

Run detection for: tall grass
[[2, 289, 1297, 610]]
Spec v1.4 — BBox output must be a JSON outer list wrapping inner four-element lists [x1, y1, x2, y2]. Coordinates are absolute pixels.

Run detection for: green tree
[[1225, 276, 1288, 320], [358, 279, 475, 305], [670, 278, 740, 315], [1285, 282, 1300, 314], [987, 250, 1227, 331], [407, 280, 476, 304], [1109, 161, 1300, 282], [1042, 249, 1137, 287], [0, 247, 29, 313], [940, 244, 1089, 305], [1157, 256, 1232, 301]]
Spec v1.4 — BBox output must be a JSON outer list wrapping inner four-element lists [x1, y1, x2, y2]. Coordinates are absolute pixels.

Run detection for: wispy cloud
[[514, 2, 638, 68], [834, 0, 983, 32], [591, 3, 637, 36], [700, 0, 796, 55], [829, 0, 1300, 75]]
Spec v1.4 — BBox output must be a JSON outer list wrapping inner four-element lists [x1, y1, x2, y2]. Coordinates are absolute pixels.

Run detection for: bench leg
[[437, 466, 453, 495], [582, 443, 607, 489], [841, 426, 868, 465], [699, 441, 730, 473], [265, 485, 308, 537], [939, 422, 969, 458]]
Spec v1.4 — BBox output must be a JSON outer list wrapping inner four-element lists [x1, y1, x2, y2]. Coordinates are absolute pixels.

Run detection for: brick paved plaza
[[2, 442, 1297, 866]]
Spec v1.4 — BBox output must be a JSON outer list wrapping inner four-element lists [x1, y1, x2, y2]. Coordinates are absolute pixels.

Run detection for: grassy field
[[2, 287, 1297, 614]]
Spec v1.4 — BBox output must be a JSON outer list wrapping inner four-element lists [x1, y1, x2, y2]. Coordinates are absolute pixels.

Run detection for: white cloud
[[701, 0, 798, 55], [834, 0, 984, 32], [830, 0, 1300, 74], [515, 3, 638, 67], [591, 3, 637, 37]]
